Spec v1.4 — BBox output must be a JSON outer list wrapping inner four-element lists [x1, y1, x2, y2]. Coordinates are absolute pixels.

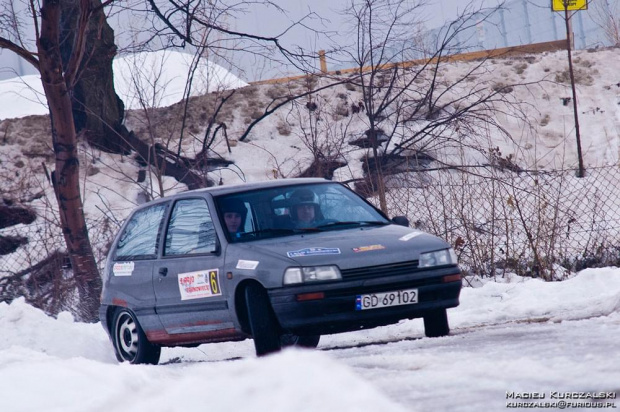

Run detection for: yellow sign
[[551, 0, 588, 11]]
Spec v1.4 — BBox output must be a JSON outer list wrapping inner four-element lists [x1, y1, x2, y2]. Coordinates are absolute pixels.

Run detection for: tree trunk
[[38, 0, 101, 322], [59, 0, 130, 154]]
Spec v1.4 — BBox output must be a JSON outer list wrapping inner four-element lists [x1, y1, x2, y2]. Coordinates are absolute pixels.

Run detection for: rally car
[[99, 178, 462, 364]]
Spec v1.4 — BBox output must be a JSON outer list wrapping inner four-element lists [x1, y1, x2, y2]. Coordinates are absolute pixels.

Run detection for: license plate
[[355, 288, 419, 311]]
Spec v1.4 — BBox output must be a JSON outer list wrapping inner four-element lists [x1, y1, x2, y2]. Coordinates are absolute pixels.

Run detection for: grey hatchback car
[[99, 178, 462, 364]]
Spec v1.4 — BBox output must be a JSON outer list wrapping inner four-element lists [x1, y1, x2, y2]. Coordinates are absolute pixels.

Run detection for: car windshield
[[215, 182, 389, 243]]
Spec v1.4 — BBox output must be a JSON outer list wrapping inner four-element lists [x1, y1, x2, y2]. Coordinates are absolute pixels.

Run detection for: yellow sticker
[[353, 245, 386, 253], [209, 270, 220, 295]]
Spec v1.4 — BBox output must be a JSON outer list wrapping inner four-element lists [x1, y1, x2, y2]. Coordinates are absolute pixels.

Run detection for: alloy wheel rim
[[117, 313, 138, 360]]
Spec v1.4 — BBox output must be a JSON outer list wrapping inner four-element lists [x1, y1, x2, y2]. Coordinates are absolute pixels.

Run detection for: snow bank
[[0, 298, 405, 412], [0, 51, 247, 120]]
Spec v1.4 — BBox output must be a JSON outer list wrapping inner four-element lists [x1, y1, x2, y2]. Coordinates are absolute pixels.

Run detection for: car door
[[153, 197, 233, 335]]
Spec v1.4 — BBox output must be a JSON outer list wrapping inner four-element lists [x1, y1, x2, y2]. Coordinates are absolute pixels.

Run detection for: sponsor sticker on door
[[177, 269, 222, 300], [112, 261, 134, 277]]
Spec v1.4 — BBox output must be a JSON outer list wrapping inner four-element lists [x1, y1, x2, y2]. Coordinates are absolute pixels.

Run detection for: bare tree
[[340, 0, 536, 213], [288, 85, 359, 179], [0, 0, 105, 321], [139, 0, 320, 75], [106, 0, 331, 192], [590, 0, 620, 46]]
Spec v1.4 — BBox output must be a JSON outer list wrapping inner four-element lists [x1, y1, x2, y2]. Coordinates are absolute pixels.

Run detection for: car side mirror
[[391, 216, 410, 227]]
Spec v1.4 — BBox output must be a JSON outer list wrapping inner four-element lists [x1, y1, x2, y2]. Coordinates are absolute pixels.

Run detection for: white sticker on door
[[236, 260, 259, 270], [177, 269, 222, 300], [113, 262, 134, 277]]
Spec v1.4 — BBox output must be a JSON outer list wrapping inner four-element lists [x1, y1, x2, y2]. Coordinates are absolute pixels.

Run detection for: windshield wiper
[[315, 221, 388, 230]]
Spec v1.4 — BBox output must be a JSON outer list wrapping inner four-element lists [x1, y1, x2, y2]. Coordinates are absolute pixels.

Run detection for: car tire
[[244, 283, 282, 356], [112, 308, 161, 365], [423, 308, 450, 338], [280, 333, 321, 349]]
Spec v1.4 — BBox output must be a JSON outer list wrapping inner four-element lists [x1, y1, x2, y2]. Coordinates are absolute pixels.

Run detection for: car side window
[[165, 198, 216, 256], [115, 203, 167, 260]]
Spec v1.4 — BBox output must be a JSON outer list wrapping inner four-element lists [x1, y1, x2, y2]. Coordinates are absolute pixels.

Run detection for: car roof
[[188, 178, 331, 197], [136, 178, 332, 209]]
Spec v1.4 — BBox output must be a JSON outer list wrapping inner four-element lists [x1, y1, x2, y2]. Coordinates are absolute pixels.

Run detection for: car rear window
[[114, 203, 167, 260]]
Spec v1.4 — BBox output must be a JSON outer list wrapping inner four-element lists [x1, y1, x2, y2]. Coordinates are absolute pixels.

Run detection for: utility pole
[[552, 0, 587, 177], [564, 6, 585, 177]]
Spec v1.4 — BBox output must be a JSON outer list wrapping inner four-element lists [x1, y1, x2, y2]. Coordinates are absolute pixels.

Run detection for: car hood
[[232, 225, 451, 270]]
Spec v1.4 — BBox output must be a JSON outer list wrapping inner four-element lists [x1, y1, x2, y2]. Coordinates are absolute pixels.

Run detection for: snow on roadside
[[0, 299, 406, 412], [453, 267, 620, 327], [1, 268, 619, 412], [318, 267, 620, 348]]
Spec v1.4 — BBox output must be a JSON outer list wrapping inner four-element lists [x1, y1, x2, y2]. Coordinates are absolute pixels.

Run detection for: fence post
[[318, 50, 327, 73]]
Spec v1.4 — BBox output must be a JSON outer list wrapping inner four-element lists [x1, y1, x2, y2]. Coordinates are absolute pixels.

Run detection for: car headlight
[[419, 248, 458, 268], [283, 265, 342, 285]]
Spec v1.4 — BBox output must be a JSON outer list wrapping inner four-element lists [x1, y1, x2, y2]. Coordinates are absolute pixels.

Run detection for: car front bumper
[[268, 266, 462, 335]]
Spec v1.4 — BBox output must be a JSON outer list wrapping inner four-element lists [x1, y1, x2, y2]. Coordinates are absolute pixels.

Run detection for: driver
[[220, 198, 247, 236], [289, 188, 324, 228]]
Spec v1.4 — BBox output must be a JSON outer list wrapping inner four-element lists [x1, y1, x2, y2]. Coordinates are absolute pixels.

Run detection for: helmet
[[289, 188, 319, 208], [220, 198, 247, 217]]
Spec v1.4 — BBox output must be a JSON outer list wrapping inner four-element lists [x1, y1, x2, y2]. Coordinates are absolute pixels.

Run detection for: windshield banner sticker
[[178, 269, 222, 300], [353, 244, 386, 253], [236, 260, 259, 270], [112, 262, 134, 277], [287, 247, 341, 258], [399, 231, 423, 241]]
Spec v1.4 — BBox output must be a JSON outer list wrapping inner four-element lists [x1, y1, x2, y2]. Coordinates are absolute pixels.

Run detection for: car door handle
[[158, 267, 168, 277]]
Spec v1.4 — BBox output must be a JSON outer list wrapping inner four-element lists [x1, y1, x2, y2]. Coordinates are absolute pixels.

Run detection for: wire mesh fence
[[0, 213, 118, 315], [387, 164, 620, 279], [2, 164, 620, 314]]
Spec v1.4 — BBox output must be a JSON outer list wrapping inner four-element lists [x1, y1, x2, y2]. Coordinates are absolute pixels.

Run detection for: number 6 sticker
[[209, 270, 220, 295]]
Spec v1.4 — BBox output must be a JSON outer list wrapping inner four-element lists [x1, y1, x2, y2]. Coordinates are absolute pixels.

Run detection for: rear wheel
[[112, 308, 161, 365], [244, 283, 282, 356], [423, 308, 450, 338], [280, 333, 321, 349]]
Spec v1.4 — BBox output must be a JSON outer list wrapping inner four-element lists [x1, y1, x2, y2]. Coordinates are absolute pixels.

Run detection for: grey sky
[[230, 0, 503, 79], [0, 0, 502, 81]]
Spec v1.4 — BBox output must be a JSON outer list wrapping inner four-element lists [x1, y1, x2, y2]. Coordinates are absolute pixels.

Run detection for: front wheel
[[280, 334, 321, 349], [423, 308, 450, 338], [112, 308, 161, 365], [244, 283, 282, 356]]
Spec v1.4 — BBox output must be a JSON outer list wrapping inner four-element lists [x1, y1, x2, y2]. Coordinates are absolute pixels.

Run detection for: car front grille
[[340, 260, 420, 280]]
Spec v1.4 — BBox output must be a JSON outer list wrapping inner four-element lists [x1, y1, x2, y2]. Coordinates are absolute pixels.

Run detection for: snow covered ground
[[1, 267, 619, 412]]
